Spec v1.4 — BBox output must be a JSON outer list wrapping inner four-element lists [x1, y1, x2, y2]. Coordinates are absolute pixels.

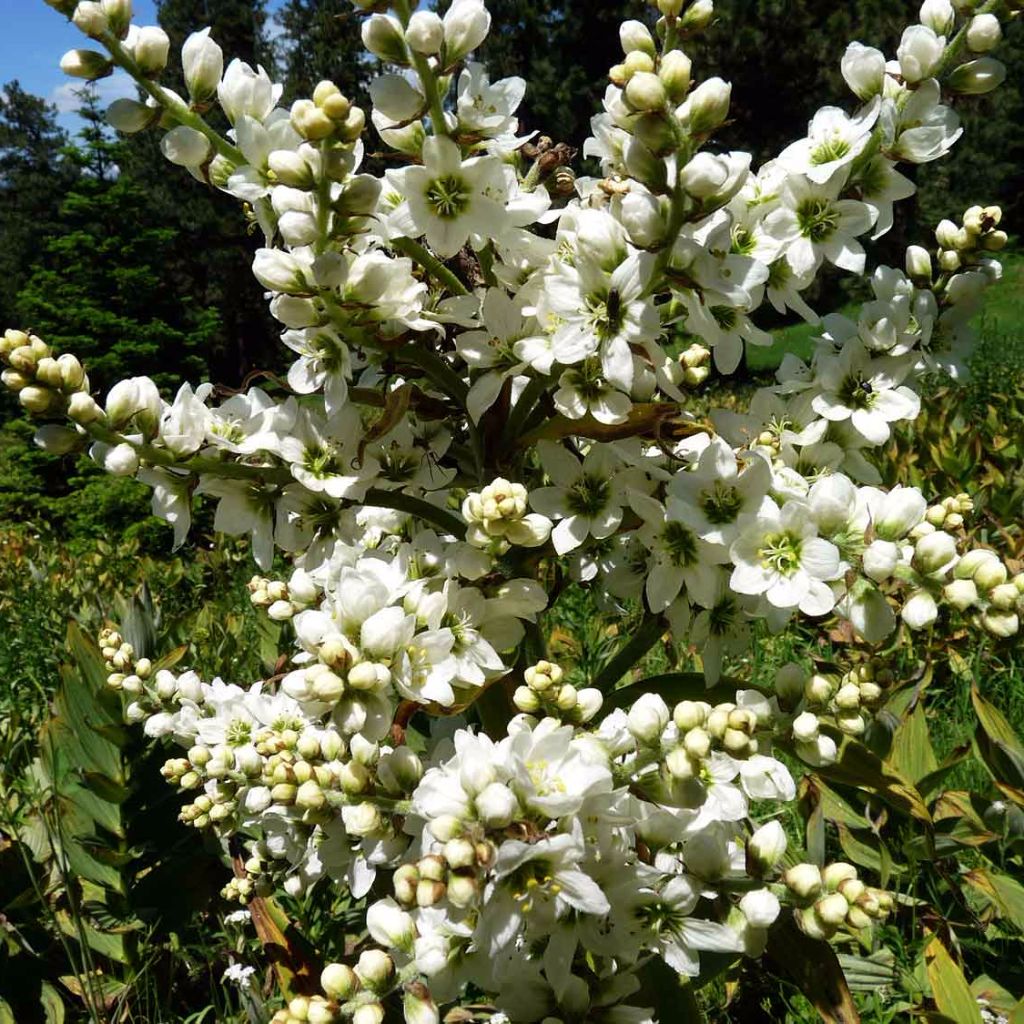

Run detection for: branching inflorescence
[[5, 0, 1023, 1020]]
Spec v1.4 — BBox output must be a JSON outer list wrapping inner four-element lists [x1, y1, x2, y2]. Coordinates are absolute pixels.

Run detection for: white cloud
[[50, 70, 139, 115]]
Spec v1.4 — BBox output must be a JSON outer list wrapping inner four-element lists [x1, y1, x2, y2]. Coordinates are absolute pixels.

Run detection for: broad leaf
[[924, 934, 983, 1024]]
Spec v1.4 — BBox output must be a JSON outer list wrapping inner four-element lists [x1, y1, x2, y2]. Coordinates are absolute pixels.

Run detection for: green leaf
[[816, 740, 931, 822], [924, 934, 983, 1024], [888, 704, 938, 785], [0, 998, 15, 1024], [963, 870, 1024, 931], [837, 825, 899, 885], [836, 950, 896, 993], [40, 981, 65, 1024], [971, 685, 1024, 789]]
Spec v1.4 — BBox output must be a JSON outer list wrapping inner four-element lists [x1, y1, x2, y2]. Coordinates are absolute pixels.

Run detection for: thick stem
[[99, 31, 244, 166], [391, 236, 470, 296], [591, 614, 666, 691]]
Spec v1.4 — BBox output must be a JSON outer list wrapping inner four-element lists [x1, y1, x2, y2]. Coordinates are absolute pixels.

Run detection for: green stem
[[99, 31, 244, 166], [363, 488, 467, 539], [397, 344, 469, 402], [591, 614, 666, 691], [394, 0, 450, 137], [501, 372, 552, 450], [391, 236, 470, 295]]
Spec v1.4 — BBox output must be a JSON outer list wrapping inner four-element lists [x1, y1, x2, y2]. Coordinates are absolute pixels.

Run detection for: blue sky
[[1, 0, 157, 126], [0, 0, 285, 131]]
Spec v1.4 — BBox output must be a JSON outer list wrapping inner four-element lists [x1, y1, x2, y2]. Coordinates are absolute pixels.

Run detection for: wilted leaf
[[40, 982, 65, 1024]]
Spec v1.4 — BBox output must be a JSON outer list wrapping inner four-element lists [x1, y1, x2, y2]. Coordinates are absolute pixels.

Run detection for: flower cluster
[[19, 0, 1022, 1019]]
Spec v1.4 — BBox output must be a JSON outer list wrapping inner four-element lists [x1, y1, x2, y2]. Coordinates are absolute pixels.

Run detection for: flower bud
[[947, 57, 1007, 94], [981, 610, 1019, 638], [73, 2, 108, 37], [367, 898, 416, 951], [620, 20, 656, 57], [404, 986, 440, 1024], [58, 391, 98, 424], [792, 711, 820, 742], [913, 531, 958, 576], [678, 76, 731, 133], [841, 42, 885, 100], [103, 442, 140, 476], [355, 949, 393, 991], [943, 578, 978, 610], [905, 245, 932, 281], [107, 97, 154, 133], [624, 71, 667, 111], [966, 12, 1001, 52], [989, 582, 1019, 610], [774, 662, 806, 707], [60, 49, 114, 80], [341, 802, 381, 836], [18, 385, 55, 414], [443, 0, 491, 64], [902, 590, 938, 630], [740, 888, 781, 928], [352, 1005, 385, 1024], [659, 49, 692, 101], [657, 0, 684, 13], [822, 862, 858, 891], [628, 693, 670, 743], [815, 892, 851, 927], [919, 0, 955, 36], [35, 425, 82, 454], [680, 0, 714, 32], [746, 820, 787, 877], [673, 699, 708, 731], [406, 11, 444, 54], [182, 28, 223, 102], [898, 25, 945, 84], [133, 26, 170, 75], [290, 98, 334, 140], [785, 863, 823, 900], [475, 781, 517, 828]]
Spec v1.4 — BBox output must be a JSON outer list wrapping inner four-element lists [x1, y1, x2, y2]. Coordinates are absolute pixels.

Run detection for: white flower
[[456, 63, 525, 138], [553, 358, 632, 425], [730, 498, 842, 615], [810, 342, 920, 444], [763, 173, 878, 276], [777, 99, 880, 185], [667, 438, 771, 545], [530, 441, 631, 555], [629, 492, 726, 611], [218, 58, 281, 125], [389, 136, 508, 258]]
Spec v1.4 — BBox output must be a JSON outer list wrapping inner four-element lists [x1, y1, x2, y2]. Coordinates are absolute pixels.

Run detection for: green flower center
[[662, 520, 699, 567], [425, 174, 470, 219], [731, 226, 756, 256], [584, 289, 623, 341], [710, 305, 738, 331], [796, 198, 839, 243], [566, 472, 611, 518], [838, 372, 876, 410], [699, 481, 744, 525], [810, 135, 851, 166], [759, 531, 803, 575], [225, 719, 252, 746]]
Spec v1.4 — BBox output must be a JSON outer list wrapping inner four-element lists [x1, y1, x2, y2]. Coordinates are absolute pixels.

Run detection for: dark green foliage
[[0, 82, 75, 329], [16, 91, 218, 392], [276, 0, 370, 106]]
